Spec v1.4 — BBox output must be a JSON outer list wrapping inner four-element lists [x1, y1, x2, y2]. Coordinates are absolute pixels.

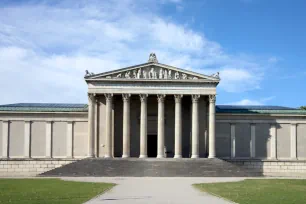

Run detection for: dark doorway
[[147, 134, 157, 157]]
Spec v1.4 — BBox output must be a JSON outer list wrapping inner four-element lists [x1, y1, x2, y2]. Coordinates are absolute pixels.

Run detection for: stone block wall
[[229, 160, 306, 177], [0, 159, 75, 177]]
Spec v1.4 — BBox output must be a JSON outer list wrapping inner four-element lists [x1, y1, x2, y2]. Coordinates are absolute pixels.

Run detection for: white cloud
[[229, 96, 275, 106], [0, 0, 267, 104], [231, 99, 263, 106], [268, 57, 279, 63]]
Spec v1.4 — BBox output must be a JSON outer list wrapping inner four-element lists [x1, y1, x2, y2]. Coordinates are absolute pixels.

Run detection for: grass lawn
[[0, 178, 115, 204], [194, 179, 306, 204]]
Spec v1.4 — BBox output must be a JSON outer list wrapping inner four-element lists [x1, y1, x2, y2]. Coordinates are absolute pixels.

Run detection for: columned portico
[[85, 53, 220, 159]]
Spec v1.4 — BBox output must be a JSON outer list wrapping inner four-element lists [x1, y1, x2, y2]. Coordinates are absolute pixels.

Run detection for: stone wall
[[216, 114, 306, 160], [0, 159, 75, 176], [0, 112, 88, 159], [228, 159, 306, 177]]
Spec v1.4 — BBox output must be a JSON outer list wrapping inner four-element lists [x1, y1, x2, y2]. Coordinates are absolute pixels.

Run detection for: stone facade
[[1, 53, 306, 176]]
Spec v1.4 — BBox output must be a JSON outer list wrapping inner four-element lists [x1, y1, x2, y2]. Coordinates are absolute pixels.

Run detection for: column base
[[139, 155, 147, 158], [191, 155, 199, 159], [208, 155, 216, 159], [157, 155, 165, 158], [174, 155, 182, 159], [104, 155, 112, 159], [122, 155, 130, 158]]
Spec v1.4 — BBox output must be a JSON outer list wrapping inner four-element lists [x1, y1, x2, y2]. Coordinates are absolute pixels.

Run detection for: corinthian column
[[191, 95, 200, 158], [174, 95, 183, 158], [104, 93, 113, 158], [208, 95, 216, 158], [88, 93, 96, 157], [157, 94, 166, 158], [139, 94, 148, 158], [122, 94, 131, 158]]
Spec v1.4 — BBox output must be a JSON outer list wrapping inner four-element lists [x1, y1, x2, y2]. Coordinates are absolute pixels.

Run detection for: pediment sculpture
[[105, 67, 199, 80]]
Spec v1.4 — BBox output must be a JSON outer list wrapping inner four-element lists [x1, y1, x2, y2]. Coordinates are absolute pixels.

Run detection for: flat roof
[[0, 103, 305, 115]]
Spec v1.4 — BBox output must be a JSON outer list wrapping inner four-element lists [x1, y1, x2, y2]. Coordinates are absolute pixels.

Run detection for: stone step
[[40, 158, 262, 177]]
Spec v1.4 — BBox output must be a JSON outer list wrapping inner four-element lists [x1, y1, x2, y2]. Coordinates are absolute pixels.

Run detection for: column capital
[[122, 94, 131, 102], [174, 95, 183, 103], [104, 93, 113, 102], [88, 93, 96, 101], [209, 95, 216, 103], [139, 94, 148, 102], [191, 95, 200, 103], [157, 94, 166, 103]]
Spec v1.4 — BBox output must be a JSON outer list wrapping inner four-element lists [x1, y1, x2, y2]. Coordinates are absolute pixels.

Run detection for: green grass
[[0, 178, 115, 204], [194, 179, 306, 204]]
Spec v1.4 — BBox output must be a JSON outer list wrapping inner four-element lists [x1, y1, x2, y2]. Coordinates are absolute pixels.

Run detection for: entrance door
[[147, 134, 157, 157]]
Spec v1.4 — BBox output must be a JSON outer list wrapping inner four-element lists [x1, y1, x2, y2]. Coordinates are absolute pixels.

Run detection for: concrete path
[[62, 177, 244, 204]]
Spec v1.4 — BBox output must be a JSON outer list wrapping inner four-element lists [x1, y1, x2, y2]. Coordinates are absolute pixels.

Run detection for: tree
[[301, 106, 306, 110]]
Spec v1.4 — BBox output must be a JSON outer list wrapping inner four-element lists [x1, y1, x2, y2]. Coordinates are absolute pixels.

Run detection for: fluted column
[[88, 93, 96, 157], [157, 94, 166, 158], [104, 93, 113, 158], [191, 95, 200, 158], [139, 94, 148, 158], [208, 95, 216, 158], [122, 94, 131, 158], [174, 95, 183, 158]]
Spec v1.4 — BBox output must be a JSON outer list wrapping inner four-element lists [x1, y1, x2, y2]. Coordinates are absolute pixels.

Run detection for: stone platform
[[40, 158, 262, 177]]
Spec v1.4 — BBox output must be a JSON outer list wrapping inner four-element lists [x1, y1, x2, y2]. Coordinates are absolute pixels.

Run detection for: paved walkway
[[62, 177, 244, 204]]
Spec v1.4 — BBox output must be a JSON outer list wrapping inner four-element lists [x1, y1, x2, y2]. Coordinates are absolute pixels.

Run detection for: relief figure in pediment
[[175, 71, 180, 79], [149, 68, 157, 79], [182, 73, 187, 79], [168, 70, 172, 79], [116, 73, 122, 78], [164, 69, 168, 79], [133, 70, 137, 78], [125, 71, 131, 78], [143, 70, 147, 79], [137, 69, 141, 79], [159, 68, 163, 79]]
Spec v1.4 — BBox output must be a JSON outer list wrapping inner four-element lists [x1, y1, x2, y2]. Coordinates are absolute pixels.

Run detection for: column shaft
[[122, 94, 131, 158], [24, 121, 31, 158], [208, 95, 216, 158], [270, 124, 277, 159], [88, 93, 95, 157], [191, 95, 200, 158], [2, 121, 9, 158], [157, 95, 166, 158], [104, 94, 113, 158], [45, 121, 52, 158], [291, 123, 297, 159], [139, 94, 148, 158], [66, 121, 73, 158], [174, 95, 183, 158], [250, 124, 256, 158]]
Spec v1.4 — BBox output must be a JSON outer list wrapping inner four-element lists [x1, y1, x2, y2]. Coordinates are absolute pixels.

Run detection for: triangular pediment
[[85, 63, 219, 82], [85, 54, 220, 82]]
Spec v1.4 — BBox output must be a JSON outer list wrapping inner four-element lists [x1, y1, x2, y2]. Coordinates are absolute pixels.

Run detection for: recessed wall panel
[[31, 122, 46, 157], [52, 122, 67, 157], [276, 124, 290, 159]]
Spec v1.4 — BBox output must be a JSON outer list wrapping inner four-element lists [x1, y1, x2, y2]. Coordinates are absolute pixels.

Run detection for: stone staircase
[[40, 158, 262, 177]]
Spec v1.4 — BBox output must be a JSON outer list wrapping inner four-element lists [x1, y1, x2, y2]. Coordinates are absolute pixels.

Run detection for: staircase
[[40, 158, 261, 177]]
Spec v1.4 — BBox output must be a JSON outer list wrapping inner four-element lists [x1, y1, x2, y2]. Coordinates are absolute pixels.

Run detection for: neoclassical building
[[85, 53, 220, 159], [1, 53, 306, 176]]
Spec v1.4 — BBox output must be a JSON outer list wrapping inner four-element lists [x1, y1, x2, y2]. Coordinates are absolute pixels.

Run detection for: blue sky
[[0, 0, 305, 107]]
